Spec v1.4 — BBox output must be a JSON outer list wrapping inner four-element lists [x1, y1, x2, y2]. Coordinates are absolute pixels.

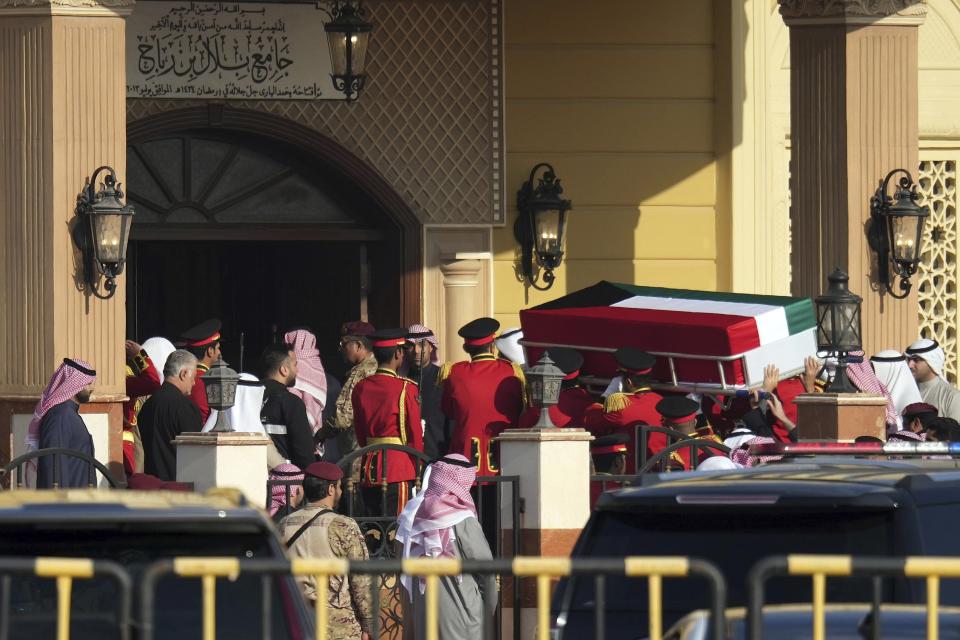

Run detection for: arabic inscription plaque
[[126, 1, 341, 100]]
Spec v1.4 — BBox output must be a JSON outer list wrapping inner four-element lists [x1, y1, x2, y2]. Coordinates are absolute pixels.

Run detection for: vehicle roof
[[0, 489, 269, 524], [597, 459, 960, 511]]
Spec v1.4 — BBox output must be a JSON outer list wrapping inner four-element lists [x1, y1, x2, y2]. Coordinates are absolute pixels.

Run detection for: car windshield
[[0, 520, 308, 640], [559, 508, 900, 636]]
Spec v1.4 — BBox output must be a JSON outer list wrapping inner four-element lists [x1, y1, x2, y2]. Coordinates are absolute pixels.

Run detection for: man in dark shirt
[[260, 343, 315, 470], [406, 323, 446, 459], [138, 350, 203, 481], [31, 358, 98, 489]]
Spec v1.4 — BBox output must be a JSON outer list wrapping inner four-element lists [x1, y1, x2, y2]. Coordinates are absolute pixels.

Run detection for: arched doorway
[[125, 106, 422, 376]]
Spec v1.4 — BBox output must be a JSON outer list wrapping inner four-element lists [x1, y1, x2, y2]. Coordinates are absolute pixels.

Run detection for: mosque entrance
[[124, 107, 422, 377]]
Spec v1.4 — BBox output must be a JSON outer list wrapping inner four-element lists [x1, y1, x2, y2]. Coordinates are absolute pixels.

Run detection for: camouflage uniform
[[333, 353, 378, 456], [280, 506, 373, 638]]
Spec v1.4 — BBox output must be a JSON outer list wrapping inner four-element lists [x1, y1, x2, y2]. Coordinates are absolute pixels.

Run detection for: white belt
[[263, 423, 288, 435]]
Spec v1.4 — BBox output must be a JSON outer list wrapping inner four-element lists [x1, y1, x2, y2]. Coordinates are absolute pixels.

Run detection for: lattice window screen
[[917, 153, 959, 383]]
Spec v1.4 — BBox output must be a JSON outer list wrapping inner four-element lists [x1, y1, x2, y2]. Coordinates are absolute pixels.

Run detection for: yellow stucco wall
[[493, 0, 721, 329]]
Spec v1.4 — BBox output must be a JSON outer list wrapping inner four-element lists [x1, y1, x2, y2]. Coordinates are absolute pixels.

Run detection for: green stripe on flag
[[607, 282, 816, 335]]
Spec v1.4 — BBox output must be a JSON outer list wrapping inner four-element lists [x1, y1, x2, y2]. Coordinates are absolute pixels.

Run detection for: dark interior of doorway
[[126, 240, 365, 381]]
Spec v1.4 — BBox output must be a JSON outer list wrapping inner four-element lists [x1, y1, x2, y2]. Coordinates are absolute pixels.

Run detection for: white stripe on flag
[[609, 296, 790, 345]]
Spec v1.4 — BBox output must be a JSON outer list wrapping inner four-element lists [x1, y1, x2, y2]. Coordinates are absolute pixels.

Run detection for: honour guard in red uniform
[[518, 347, 594, 428], [655, 395, 721, 471], [584, 347, 664, 472], [440, 317, 526, 476], [176, 319, 222, 424], [123, 340, 161, 475], [352, 328, 424, 516]]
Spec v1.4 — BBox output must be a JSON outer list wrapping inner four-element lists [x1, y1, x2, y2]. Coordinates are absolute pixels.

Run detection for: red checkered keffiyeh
[[24, 358, 96, 486], [26, 358, 96, 451], [730, 436, 781, 468], [269, 463, 304, 516], [845, 350, 899, 428], [284, 329, 327, 431]]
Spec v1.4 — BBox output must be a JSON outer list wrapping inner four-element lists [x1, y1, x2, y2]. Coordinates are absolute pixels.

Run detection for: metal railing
[[637, 439, 731, 474], [748, 554, 960, 640], [267, 443, 523, 638], [0, 556, 131, 640], [139, 555, 726, 640], [3, 448, 124, 489]]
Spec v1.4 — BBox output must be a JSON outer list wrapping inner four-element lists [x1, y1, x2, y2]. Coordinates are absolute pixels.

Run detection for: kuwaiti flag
[[519, 281, 817, 389]]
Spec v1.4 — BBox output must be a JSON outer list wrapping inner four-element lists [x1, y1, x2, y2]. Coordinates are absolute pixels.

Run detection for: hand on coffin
[[762, 364, 780, 394]]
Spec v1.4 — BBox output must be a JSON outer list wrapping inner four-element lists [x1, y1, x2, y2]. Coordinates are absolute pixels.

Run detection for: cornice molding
[[0, 0, 134, 16], [779, 0, 927, 25]]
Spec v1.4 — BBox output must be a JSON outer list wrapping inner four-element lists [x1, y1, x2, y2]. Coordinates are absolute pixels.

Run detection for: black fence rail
[[267, 443, 523, 638], [0, 556, 131, 640], [3, 448, 125, 489], [747, 554, 960, 640], [139, 555, 727, 640]]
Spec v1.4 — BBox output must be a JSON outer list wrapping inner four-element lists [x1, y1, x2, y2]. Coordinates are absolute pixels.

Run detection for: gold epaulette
[[403, 377, 419, 386], [604, 392, 630, 413], [814, 379, 827, 393], [511, 362, 527, 406], [437, 362, 454, 386], [130, 350, 150, 376]]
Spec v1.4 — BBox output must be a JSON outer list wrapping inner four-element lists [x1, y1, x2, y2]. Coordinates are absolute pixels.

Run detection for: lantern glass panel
[[533, 208, 562, 259], [327, 33, 349, 76], [543, 378, 562, 405], [528, 377, 544, 406], [837, 303, 862, 351], [889, 212, 922, 263], [91, 212, 125, 265], [816, 303, 834, 350], [350, 31, 370, 75]]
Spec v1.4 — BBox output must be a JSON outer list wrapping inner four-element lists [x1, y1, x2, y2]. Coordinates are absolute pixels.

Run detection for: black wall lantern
[[815, 268, 863, 393], [74, 166, 135, 299], [868, 169, 929, 299], [324, 1, 373, 102], [514, 163, 572, 291]]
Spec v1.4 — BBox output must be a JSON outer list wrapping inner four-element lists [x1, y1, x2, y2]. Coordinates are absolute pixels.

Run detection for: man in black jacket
[[139, 350, 202, 481], [406, 324, 447, 459], [260, 343, 315, 470]]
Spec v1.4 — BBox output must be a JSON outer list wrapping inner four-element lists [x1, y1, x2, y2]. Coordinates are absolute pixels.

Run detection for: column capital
[[779, 0, 926, 26], [0, 0, 134, 17]]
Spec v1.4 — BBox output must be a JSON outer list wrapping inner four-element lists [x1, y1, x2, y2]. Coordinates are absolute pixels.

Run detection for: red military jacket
[[583, 388, 664, 474], [440, 354, 525, 476], [352, 368, 423, 485], [123, 350, 162, 474], [188, 362, 211, 424], [517, 386, 594, 428]]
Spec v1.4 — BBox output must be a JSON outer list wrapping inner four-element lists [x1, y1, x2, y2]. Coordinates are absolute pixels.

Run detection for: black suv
[[552, 459, 960, 639], [0, 489, 312, 639]]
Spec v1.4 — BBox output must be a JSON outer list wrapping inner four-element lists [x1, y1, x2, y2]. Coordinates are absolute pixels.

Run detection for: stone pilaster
[[780, 0, 925, 353], [0, 0, 132, 477]]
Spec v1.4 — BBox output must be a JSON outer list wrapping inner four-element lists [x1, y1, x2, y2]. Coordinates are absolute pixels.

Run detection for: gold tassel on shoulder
[[511, 362, 528, 406], [437, 362, 453, 386], [604, 392, 630, 413], [398, 382, 408, 445]]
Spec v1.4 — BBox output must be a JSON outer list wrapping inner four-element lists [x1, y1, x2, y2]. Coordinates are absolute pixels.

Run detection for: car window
[[0, 523, 307, 640], [559, 509, 899, 638]]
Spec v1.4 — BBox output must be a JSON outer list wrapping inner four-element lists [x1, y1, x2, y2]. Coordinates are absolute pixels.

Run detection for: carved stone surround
[[127, 0, 506, 226], [779, 0, 927, 23], [0, 0, 134, 15]]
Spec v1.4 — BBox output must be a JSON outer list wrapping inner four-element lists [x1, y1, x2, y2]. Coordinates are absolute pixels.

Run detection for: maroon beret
[[340, 321, 376, 338], [902, 402, 938, 418], [303, 461, 344, 481]]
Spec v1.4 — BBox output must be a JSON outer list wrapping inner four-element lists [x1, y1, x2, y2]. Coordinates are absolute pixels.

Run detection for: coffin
[[519, 281, 817, 392]]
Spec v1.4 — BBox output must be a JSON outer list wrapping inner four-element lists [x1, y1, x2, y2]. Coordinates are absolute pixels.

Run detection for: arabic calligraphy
[[127, 1, 338, 101]]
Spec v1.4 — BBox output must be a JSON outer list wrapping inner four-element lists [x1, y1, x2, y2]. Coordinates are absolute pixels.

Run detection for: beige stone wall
[[493, 0, 721, 328], [0, 8, 129, 397]]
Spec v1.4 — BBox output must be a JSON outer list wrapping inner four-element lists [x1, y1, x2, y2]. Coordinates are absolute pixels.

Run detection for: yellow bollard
[[927, 576, 940, 640], [55, 576, 72, 640], [811, 573, 825, 640], [315, 574, 329, 640], [426, 573, 440, 640], [647, 575, 662, 640], [201, 575, 216, 640]]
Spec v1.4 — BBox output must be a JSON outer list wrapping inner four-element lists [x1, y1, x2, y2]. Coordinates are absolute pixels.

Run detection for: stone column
[[780, 0, 926, 354], [0, 0, 133, 480], [175, 432, 272, 506], [498, 428, 593, 640], [439, 255, 487, 363]]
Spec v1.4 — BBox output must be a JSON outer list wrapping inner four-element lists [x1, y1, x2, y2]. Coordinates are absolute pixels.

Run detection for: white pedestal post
[[175, 432, 272, 507], [498, 428, 593, 640]]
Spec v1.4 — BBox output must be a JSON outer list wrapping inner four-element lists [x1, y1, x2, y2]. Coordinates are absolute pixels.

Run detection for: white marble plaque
[[126, 1, 342, 100]]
